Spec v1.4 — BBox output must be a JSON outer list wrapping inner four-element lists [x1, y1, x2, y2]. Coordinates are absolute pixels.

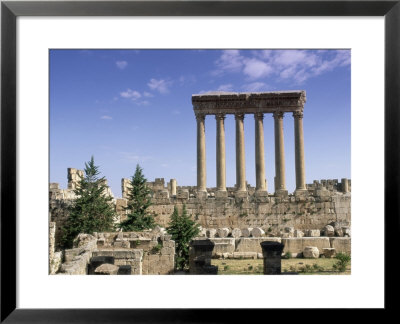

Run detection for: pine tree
[[167, 205, 200, 270], [61, 156, 117, 248], [119, 164, 155, 231]]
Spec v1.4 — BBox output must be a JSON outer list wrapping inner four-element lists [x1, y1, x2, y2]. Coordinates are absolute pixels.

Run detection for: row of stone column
[[196, 111, 306, 195]]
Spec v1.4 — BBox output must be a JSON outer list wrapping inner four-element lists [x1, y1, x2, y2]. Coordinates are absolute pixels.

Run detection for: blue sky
[[50, 49, 350, 197]]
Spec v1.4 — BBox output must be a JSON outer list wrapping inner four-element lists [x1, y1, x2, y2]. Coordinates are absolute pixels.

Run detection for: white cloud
[[143, 92, 154, 98], [243, 58, 273, 79], [213, 50, 243, 75], [116, 60, 128, 70], [148, 78, 172, 94], [311, 50, 351, 76], [242, 82, 268, 92], [212, 49, 350, 85], [120, 89, 141, 100], [100, 115, 112, 120]]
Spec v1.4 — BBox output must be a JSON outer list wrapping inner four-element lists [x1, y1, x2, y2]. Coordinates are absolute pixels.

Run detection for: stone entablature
[[192, 91, 306, 115]]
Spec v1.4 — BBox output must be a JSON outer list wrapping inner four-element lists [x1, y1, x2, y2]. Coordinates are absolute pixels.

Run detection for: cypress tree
[[119, 164, 155, 231], [167, 205, 200, 270], [61, 156, 117, 248]]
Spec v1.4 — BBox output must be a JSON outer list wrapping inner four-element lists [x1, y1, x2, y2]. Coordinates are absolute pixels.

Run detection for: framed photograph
[[1, 0, 398, 321]]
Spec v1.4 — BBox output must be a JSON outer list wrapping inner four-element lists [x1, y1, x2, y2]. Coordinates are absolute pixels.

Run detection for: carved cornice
[[192, 91, 306, 115]]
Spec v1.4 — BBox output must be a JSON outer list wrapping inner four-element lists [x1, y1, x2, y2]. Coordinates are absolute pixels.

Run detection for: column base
[[275, 189, 288, 198], [294, 189, 309, 200], [255, 190, 269, 197], [196, 191, 208, 200], [215, 190, 228, 199], [235, 190, 248, 198]]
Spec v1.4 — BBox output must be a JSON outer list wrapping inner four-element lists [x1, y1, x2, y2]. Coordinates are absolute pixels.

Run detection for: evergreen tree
[[119, 164, 155, 231], [167, 205, 200, 270], [61, 156, 117, 248]]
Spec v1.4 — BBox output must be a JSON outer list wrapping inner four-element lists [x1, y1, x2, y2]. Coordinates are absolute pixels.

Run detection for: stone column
[[273, 112, 287, 196], [196, 114, 207, 193], [293, 111, 307, 194], [255, 113, 267, 192], [170, 179, 177, 196], [341, 178, 349, 193], [235, 113, 246, 192], [216, 113, 226, 193]]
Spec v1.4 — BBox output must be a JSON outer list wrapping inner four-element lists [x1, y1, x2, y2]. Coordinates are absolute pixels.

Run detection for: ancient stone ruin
[[49, 91, 351, 275]]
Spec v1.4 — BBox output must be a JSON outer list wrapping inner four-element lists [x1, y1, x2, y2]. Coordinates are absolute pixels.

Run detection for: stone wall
[[59, 234, 98, 275], [57, 230, 175, 275], [94, 230, 175, 275], [92, 250, 143, 274], [50, 170, 351, 249], [147, 190, 351, 235], [49, 222, 62, 274]]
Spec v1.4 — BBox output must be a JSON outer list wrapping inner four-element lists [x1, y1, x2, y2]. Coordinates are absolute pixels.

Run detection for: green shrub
[[224, 265, 230, 271], [151, 243, 163, 254], [333, 253, 351, 272], [283, 252, 292, 259]]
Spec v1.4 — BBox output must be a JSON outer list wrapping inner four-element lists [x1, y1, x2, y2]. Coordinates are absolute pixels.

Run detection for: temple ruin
[[192, 91, 307, 197]]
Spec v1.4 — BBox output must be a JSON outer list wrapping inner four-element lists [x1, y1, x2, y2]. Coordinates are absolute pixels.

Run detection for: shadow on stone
[[88, 256, 115, 275], [189, 239, 218, 275], [260, 241, 284, 275]]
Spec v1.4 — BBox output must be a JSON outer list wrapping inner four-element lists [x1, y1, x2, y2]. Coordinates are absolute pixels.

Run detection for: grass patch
[[211, 258, 351, 275]]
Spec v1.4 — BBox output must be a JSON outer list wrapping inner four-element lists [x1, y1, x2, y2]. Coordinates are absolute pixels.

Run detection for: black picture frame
[[1, 0, 398, 322]]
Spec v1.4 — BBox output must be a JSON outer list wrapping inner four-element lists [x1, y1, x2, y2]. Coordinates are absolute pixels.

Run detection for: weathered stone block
[[176, 189, 189, 199], [251, 227, 265, 237], [215, 191, 228, 199], [303, 246, 320, 258], [94, 263, 119, 275], [236, 237, 281, 253], [282, 237, 330, 254], [294, 230, 304, 238], [241, 228, 253, 237], [329, 237, 351, 254], [206, 228, 217, 238], [209, 238, 235, 255], [322, 248, 336, 258], [305, 229, 320, 237], [217, 228, 230, 238], [231, 228, 241, 238], [323, 225, 335, 237]]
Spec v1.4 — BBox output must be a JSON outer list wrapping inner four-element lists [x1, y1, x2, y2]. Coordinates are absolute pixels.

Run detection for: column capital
[[293, 111, 304, 119], [215, 113, 226, 121], [235, 113, 245, 121], [195, 113, 206, 122], [273, 111, 284, 119], [254, 112, 264, 121]]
